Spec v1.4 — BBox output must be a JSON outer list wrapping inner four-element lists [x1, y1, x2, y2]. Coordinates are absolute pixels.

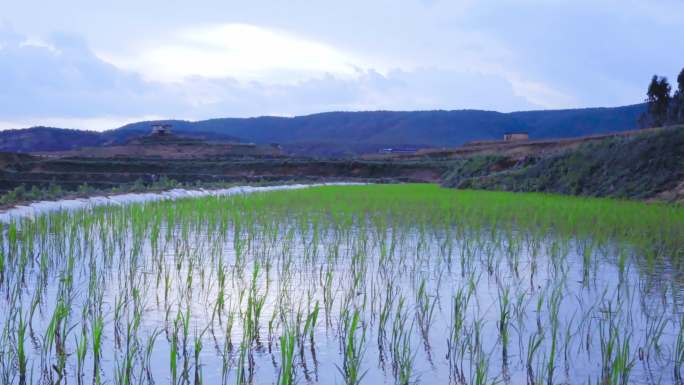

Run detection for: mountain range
[[0, 104, 646, 156]]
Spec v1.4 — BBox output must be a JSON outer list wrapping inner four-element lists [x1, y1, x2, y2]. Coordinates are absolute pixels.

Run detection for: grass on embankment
[[443, 125, 684, 200]]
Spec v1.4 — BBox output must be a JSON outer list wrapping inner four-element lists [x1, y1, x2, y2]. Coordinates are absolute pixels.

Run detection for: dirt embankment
[[653, 179, 684, 203], [0, 155, 448, 193], [441, 125, 684, 201], [367, 126, 668, 162], [2, 125, 681, 203], [0, 152, 35, 168]]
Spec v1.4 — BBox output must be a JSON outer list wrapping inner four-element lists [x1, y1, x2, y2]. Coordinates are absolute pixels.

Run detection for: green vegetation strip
[[229, 184, 683, 256], [1, 183, 683, 385]]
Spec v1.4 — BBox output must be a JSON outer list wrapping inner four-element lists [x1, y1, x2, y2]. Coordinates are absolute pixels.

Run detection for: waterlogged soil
[[0, 186, 682, 385]]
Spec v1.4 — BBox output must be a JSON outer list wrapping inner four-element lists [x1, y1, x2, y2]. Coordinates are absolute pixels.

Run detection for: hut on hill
[[503, 132, 529, 141]]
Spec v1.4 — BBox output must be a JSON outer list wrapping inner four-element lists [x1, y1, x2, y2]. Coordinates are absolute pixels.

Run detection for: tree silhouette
[[673, 68, 684, 124], [645, 75, 671, 127]]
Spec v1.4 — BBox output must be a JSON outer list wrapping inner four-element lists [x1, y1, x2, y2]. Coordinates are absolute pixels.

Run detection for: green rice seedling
[[338, 309, 367, 385], [322, 267, 335, 328], [278, 326, 296, 385], [562, 313, 576, 377], [115, 318, 138, 385], [221, 335, 232, 385], [675, 315, 684, 384], [182, 306, 192, 350], [2, 183, 684, 384], [377, 281, 398, 364], [546, 286, 562, 385], [643, 311, 668, 362], [389, 295, 417, 385], [306, 301, 320, 346], [171, 316, 180, 385], [472, 353, 490, 385], [498, 285, 511, 365], [113, 294, 126, 348], [194, 328, 207, 385], [215, 255, 227, 319], [44, 297, 69, 384], [143, 328, 162, 384], [447, 285, 472, 383], [245, 261, 267, 346], [414, 277, 436, 352], [0, 311, 12, 385], [0, 244, 4, 286], [616, 245, 629, 280], [535, 290, 545, 333], [236, 340, 248, 385], [17, 313, 27, 385], [267, 308, 279, 352], [224, 305, 236, 352], [74, 328, 87, 385], [91, 314, 104, 385], [526, 331, 544, 385], [581, 240, 593, 284], [599, 311, 616, 384], [609, 333, 634, 385]]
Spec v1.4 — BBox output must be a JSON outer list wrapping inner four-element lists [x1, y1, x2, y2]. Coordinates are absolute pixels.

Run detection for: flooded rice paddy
[[0, 184, 683, 385]]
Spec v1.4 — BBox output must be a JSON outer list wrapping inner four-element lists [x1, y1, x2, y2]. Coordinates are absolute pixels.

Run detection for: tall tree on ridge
[[673, 68, 684, 124], [645, 75, 671, 127]]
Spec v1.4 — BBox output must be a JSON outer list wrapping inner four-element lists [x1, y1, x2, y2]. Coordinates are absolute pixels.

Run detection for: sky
[[1, 0, 683, 131]]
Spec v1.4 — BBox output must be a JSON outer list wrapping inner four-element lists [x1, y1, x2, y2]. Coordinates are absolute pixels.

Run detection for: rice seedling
[[170, 316, 180, 385], [414, 276, 437, 355], [391, 305, 416, 385], [337, 309, 367, 385], [497, 285, 511, 368], [0, 244, 4, 286], [0, 183, 681, 384], [675, 315, 684, 384], [526, 331, 544, 385], [278, 326, 296, 385], [235, 340, 249, 385], [546, 286, 562, 385], [194, 328, 207, 385], [447, 285, 471, 383], [74, 327, 87, 385], [44, 298, 69, 385], [91, 313, 104, 385], [305, 300, 319, 346], [17, 314, 27, 385], [114, 318, 138, 385], [143, 328, 162, 384]]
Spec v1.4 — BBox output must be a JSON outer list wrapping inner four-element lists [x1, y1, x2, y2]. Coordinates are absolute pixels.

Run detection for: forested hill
[[0, 104, 646, 156]]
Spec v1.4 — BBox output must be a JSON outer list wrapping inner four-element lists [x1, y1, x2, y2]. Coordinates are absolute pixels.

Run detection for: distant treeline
[[642, 67, 684, 127]]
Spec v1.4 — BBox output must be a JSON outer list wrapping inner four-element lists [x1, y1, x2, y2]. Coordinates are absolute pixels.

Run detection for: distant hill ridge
[[0, 104, 646, 156]]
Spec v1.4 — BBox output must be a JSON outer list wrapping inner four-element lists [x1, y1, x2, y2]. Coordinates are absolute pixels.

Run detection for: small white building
[[503, 132, 529, 142]]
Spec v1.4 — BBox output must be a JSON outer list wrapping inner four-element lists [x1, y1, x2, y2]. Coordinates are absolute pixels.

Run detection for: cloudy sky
[[1, 0, 682, 131]]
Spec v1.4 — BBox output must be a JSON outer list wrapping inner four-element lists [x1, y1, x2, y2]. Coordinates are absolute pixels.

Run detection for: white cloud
[[3, 0, 683, 117], [97, 24, 362, 83], [0, 27, 538, 130], [19, 37, 60, 53], [507, 77, 578, 110]]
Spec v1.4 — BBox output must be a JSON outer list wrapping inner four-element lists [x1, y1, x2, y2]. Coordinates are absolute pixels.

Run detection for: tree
[[673, 68, 684, 123], [645, 75, 671, 127]]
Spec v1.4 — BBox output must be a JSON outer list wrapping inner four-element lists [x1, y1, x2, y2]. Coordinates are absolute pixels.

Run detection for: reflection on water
[[0, 193, 682, 385]]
